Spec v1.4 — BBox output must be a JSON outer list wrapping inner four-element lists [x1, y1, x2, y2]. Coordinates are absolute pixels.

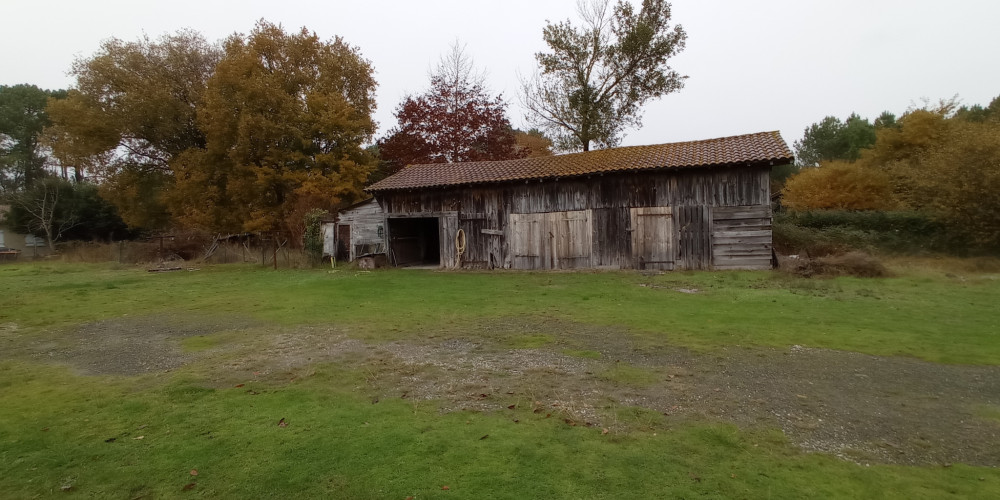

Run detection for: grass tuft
[[599, 362, 660, 387], [563, 349, 602, 359]]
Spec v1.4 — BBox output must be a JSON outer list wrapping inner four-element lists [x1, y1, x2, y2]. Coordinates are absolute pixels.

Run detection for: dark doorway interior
[[388, 217, 440, 267], [336, 224, 350, 262]]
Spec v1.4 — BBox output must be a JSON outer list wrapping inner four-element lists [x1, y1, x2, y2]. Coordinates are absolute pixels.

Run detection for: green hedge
[[773, 210, 972, 255]]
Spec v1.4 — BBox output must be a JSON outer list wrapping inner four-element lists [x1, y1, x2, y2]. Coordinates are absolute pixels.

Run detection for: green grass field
[[1, 262, 999, 498], [4, 262, 998, 363]]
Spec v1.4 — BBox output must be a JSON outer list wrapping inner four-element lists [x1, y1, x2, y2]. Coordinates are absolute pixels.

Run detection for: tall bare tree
[[10, 177, 80, 250]]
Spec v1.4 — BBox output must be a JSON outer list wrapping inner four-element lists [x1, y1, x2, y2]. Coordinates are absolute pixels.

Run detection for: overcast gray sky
[[2, 0, 998, 149]]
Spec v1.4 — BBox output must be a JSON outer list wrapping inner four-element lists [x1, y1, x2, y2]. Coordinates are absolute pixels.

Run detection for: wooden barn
[[366, 131, 794, 271]]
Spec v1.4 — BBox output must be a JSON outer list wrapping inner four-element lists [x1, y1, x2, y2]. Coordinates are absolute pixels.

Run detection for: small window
[[24, 234, 45, 247]]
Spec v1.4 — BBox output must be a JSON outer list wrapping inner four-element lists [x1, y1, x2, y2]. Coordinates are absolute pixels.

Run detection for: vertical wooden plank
[[439, 214, 459, 269], [535, 217, 546, 270], [629, 208, 640, 269], [550, 211, 560, 269]]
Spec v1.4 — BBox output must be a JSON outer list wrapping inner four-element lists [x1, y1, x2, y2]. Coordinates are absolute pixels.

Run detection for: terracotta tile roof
[[367, 131, 793, 192]]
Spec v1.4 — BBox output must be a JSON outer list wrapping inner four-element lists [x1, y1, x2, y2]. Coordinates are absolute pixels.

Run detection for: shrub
[[773, 210, 969, 256], [782, 161, 897, 211]]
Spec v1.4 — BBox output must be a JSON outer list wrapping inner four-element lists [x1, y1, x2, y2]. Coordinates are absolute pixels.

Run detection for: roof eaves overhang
[[365, 158, 791, 194]]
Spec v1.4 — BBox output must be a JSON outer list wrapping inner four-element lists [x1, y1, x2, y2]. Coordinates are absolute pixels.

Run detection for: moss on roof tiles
[[367, 131, 793, 192]]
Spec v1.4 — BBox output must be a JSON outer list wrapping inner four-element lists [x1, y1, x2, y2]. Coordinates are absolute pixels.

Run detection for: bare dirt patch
[[5, 315, 1000, 466], [357, 318, 1000, 466], [3, 315, 260, 376]]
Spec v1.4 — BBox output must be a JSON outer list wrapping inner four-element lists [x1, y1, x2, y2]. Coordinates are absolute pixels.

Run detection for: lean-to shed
[[367, 131, 794, 271], [321, 198, 387, 262]]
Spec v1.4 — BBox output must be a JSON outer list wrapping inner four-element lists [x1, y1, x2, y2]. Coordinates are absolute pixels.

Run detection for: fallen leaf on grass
[[105, 437, 117, 443], [441, 485, 450, 490], [182, 483, 196, 491], [602, 428, 609, 435], [278, 418, 288, 428], [479, 435, 489, 440], [190, 469, 198, 476], [507, 405, 516, 410], [235, 384, 244, 388], [134, 436, 144, 440]]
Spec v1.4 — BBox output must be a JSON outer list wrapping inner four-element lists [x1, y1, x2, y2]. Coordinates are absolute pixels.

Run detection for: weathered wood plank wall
[[711, 205, 773, 270], [336, 199, 386, 261], [376, 166, 771, 270]]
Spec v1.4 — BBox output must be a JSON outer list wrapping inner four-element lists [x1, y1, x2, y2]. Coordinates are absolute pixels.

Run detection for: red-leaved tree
[[378, 46, 525, 174]]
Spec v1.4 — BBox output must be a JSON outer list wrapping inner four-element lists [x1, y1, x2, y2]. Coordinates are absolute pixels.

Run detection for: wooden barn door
[[549, 210, 593, 269], [510, 213, 545, 269], [509, 210, 593, 270], [630, 207, 674, 270]]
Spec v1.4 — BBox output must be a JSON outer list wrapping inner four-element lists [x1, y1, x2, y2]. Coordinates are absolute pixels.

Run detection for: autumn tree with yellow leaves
[[781, 161, 897, 211], [784, 97, 1000, 249], [46, 22, 377, 236], [174, 21, 377, 234]]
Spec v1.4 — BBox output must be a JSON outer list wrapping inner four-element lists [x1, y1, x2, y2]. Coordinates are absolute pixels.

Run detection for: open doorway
[[336, 224, 350, 262], [387, 217, 440, 267]]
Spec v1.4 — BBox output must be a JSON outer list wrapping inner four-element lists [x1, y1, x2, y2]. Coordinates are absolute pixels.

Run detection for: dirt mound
[[783, 251, 890, 278]]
